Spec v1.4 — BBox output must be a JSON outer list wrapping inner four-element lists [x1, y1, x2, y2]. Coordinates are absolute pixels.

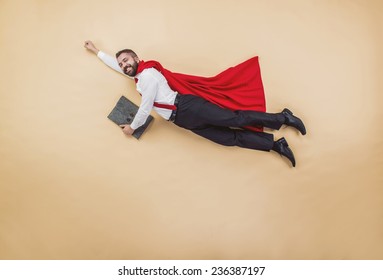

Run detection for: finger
[[119, 124, 126, 128]]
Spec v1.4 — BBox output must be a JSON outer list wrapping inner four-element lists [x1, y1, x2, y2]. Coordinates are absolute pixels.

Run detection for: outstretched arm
[[84, 40, 128, 77]]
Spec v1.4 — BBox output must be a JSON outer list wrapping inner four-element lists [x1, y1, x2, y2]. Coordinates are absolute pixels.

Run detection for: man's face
[[117, 53, 139, 77]]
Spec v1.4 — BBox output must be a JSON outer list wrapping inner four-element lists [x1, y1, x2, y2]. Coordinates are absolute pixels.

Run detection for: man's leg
[[191, 126, 274, 151], [190, 126, 296, 166], [201, 102, 285, 129], [175, 95, 285, 129]]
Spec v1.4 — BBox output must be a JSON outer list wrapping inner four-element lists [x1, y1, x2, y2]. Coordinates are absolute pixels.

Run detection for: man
[[84, 40, 306, 167]]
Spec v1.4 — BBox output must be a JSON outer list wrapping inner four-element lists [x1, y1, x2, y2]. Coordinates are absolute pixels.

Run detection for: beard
[[123, 61, 138, 77]]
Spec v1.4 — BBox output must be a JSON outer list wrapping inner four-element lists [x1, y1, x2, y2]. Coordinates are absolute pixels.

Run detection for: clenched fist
[[84, 40, 99, 54], [119, 124, 135, 136]]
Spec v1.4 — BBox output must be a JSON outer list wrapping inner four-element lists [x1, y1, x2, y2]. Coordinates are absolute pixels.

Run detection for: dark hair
[[115, 49, 138, 59]]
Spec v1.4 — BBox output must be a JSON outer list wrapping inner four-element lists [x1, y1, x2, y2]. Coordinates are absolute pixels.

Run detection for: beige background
[[1, 0, 382, 259]]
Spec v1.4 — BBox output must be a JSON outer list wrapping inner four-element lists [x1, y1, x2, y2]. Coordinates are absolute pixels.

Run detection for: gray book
[[107, 96, 154, 139]]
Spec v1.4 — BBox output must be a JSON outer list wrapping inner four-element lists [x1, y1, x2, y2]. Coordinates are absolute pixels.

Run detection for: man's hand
[[119, 124, 135, 136], [84, 40, 99, 55]]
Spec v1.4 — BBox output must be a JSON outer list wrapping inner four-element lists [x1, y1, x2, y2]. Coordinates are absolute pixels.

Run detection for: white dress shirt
[[97, 51, 177, 129]]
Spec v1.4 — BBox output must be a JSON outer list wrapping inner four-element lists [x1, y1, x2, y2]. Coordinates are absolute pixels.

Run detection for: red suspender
[[153, 102, 177, 111], [135, 91, 177, 111], [135, 77, 176, 111]]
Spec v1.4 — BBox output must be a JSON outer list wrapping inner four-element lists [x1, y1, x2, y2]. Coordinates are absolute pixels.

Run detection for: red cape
[[135, 57, 266, 131]]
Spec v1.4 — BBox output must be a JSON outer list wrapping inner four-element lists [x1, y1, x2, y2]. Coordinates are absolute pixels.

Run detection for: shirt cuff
[[97, 50, 105, 59], [130, 121, 140, 130]]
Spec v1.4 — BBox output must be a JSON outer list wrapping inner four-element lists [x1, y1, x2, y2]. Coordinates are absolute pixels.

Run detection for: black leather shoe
[[282, 108, 306, 135], [272, 137, 296, 167]]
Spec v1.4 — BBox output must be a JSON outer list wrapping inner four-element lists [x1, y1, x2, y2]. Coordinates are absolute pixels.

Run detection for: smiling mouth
[[124, 67, 131, 74]]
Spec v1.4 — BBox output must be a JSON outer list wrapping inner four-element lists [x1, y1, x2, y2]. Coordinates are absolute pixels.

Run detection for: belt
[[168, 94, 180, 122]]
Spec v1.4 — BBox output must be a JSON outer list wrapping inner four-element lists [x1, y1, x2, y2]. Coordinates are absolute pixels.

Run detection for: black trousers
[[173, 94, 285, 151]]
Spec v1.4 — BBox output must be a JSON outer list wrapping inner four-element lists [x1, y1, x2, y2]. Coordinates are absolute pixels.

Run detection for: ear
[[134, 56, 140, 63]]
